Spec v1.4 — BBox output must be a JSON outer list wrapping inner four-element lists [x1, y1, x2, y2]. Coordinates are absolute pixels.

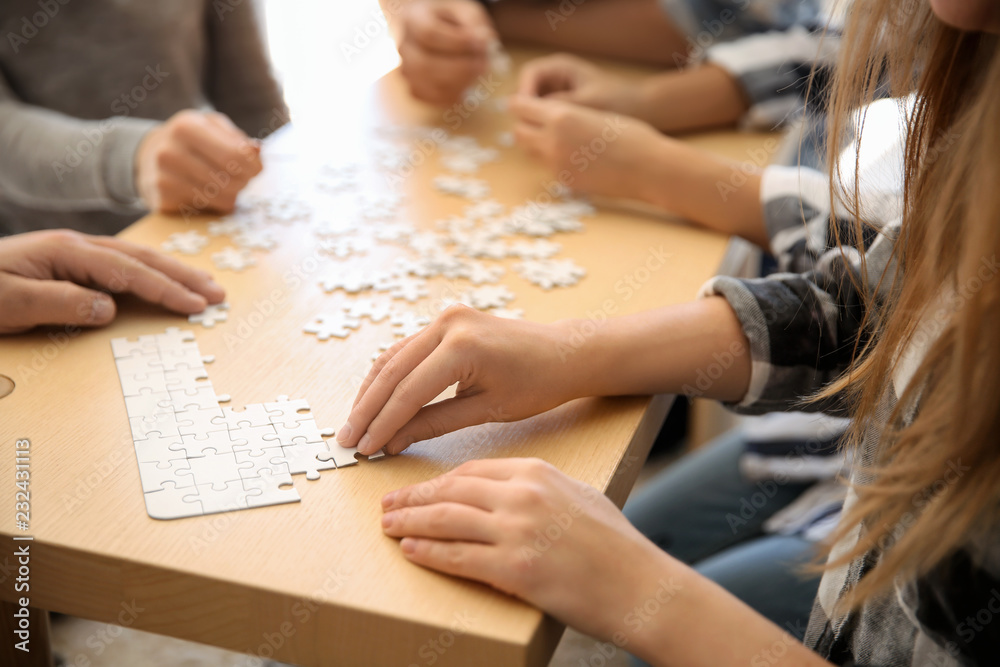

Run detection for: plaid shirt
[[701, 121, 1000, 665]]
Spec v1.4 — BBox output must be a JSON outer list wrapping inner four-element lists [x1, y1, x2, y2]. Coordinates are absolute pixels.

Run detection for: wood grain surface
[[0, 48, 773, 666]]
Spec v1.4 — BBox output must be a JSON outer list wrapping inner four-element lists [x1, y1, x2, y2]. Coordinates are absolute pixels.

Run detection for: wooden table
[[0, 49, 773, 667]]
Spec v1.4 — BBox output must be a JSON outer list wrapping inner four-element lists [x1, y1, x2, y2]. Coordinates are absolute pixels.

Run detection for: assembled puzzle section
[[111, 328, 381, 520]]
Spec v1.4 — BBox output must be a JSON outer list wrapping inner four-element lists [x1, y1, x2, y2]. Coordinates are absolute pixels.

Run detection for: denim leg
[[695, 534, 821, 637], [627, 536, 821, 667], [623, 429, 813, 564]]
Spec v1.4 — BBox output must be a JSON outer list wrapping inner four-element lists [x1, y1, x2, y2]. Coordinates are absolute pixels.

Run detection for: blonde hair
[[820, 1, 1000, 607]]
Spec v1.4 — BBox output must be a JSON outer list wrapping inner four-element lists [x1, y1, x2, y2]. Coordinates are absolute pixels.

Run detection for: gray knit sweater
[[0, 0, 287, 236]]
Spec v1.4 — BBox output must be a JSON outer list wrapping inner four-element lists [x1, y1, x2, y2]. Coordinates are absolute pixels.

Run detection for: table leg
[[1, 601, 54, 667]]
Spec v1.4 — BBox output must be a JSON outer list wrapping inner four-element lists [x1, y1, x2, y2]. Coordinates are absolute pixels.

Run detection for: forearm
[[635, 136, 768, 247], [0, 102, 155, 212], [571, 297, 751, 402], [491, 0, 688, 66], [626, 551, 830, 667], [633, 64, 748, 133]]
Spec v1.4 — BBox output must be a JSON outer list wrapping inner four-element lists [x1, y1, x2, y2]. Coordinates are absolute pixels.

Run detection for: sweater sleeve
[[205, 0, 289, 140], [699, 164, 901, 414], [0, 68, 157, 213], [701, 25, 840, 130]]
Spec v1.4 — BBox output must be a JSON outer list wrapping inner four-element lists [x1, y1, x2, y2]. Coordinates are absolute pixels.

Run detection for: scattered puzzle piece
[[212, 246, 256, 271], [188, 302, 230, 328], [161, 230, 209, 256]]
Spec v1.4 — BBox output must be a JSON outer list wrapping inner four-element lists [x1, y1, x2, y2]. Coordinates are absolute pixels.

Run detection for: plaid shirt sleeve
[[698, 163, 902, 414], [701, 25, 840, 130]]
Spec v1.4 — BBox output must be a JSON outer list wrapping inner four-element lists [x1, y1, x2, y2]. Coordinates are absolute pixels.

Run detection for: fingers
[[509, 95, 554, 127], [380, 393, 495, 456], [382, 473, 508, 512], [173, 112, 259, 175], [50, 238, 210, 314], [89, 236, 225, 305], [399, 40, 487, 106], [0, 274, 116, 333], [398, 538, 500, 586], [136, 111, 261, 214], [517, 60, 573, 98], [339, 327, 442, 451], [352, 345, 468, 455], [382, 502, 497, 543], [409, 1, 493, 55]]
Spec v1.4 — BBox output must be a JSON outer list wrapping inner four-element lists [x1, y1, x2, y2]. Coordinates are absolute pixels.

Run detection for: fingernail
[[207, 279, 223, 292], [90, 295, 114, 322], [336, 422, 353, 445], [381, 512, 395, 528], [357, 433, 371, 454], [400, 538, 417, 554], [381, 491, 396, 509]]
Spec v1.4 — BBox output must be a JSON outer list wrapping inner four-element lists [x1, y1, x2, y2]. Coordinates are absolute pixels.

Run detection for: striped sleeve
[[699, 164, 901, 414], [702, 25, 840, 130]]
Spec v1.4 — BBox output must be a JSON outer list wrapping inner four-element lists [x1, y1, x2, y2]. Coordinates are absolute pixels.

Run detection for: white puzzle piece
[[161, 230, 209, 256], [110, 329, 382, 520], [211, 246, 257, 271], [188, 302, 230, 328]]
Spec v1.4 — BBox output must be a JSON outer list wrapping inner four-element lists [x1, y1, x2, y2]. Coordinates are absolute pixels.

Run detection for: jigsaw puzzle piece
[[174, 431, 238, 458], [169, 386, 231, 412], [228, 424, 280, 455], [188, 480, 258, 514], [115, 350, 163, 377], [280, 442, 338, 480], [124, 391, 173, 418], [212, 404, 273, 430], [264, 396, 312, 428], [137, 458, 194, 493], [234, 447, 289, 481], [111, 335, 159, 359], [153, 327, 197, 353], [119, 369, 169, 397], [185, 451, 243, 491], [130, 411, 181, 441], [188, 302, 230, 328], [265, 418, 336, 446], [144, 481, 204, 520], [318, 443, 361, 469], [156, 346, 213, 372], [164, 366, 210, 392], [133, 432, 187, 464], [243, 468, 300, 508], [176, 407, 227, 436]]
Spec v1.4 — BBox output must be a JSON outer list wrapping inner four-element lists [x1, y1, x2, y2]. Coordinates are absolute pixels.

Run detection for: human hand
[[337, 306, 589, 456], [510, 96, 667, 202], [0, 230, 225, 334], [135, 110, 263, 215], [381, 457, 677, 642], [396, 0, 497, 106], [518, 53, 644, 117]]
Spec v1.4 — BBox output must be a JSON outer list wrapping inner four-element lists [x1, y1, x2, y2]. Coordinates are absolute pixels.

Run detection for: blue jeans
[[623, 429, 820, 638]]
